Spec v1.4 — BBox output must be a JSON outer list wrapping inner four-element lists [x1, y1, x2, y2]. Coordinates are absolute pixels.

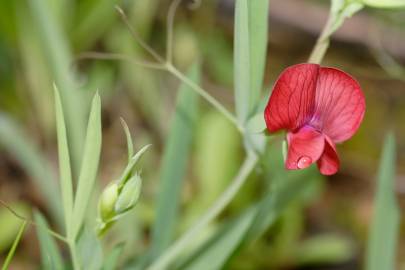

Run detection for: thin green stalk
[[308, 14, 334, 64], [147, 152, 258, 270], [166, 63, 243, 133], [2, 221, 27, 270], [0, 199, 68, 244], [68, 240, 81, 270]]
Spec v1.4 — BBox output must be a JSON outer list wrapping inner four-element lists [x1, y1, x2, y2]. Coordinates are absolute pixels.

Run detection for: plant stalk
[[147, 152, 258, 270], [307, 11, 334, 64]]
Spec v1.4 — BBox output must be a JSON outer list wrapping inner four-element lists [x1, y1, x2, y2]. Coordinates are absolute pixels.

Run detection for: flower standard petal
[[310, 67, 365, 143], [285, 126, 325, 170], [317, 137, 340, 175], [264, 63, 320, 133]]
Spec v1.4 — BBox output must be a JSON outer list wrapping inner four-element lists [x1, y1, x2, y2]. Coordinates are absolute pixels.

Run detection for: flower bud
[[98, 183, 119, 222], [115, 174, 142, 214]]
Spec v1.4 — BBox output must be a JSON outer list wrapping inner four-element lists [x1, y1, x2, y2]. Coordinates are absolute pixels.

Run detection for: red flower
[[264, 63, 365, 175]]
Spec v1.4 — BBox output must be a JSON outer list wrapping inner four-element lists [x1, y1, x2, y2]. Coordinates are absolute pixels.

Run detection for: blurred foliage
[[0, 0, 404, 269]]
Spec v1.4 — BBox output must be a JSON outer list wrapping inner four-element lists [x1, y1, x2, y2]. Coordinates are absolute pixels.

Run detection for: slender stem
[[307, 12, 334, 64], [115, 6, 165, 64], [2, 221, 27, 270], [0, 199, 69, 243], [76, 52, 167, 70], [147, 152, 258, 270], [68, 239, 81, 270], [166, 63, 243, 133], [166, 0, 182, 63]]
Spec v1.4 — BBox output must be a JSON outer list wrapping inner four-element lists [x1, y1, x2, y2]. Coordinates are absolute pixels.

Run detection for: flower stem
[[307, 12, 334, 64], [166, 62, 244, 133], [68, 239, 81, 270], [147, 152, 258, 270]]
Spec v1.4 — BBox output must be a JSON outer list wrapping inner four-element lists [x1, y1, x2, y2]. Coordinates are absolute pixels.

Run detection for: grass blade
[[234, 0, 250, 124], [54, 86, 74, 236], [0, 115, 63, 226], [102, 243, 125, 270], [178, 164, 321, 269], [247, 0, 268, 114], [234, 0, 268, 124], [120, 118, 134, 162], [149, 63, 200, 259], [2, 221, 27, 270], [28, 0, 86, 172], [72, 93, 102, 238], [34, 211, 64, 270], [365, 132, 399, 270]]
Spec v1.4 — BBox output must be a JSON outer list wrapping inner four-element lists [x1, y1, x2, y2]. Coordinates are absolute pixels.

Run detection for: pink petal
[[285, 126, 325, 170], [265, 63, 320, 133], [317, 137, 340, 175], [310, 67, 365, 143]]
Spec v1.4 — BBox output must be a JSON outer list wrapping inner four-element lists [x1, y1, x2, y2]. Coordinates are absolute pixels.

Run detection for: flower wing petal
[[285, 126, 325, 170], [310, 67, 365, 143], [317, 137, 340, 175], [265, 63, 319, 132]]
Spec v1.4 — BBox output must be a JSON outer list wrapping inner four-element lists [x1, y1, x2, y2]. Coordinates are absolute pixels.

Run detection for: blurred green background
[[0, 0, 404, 269]]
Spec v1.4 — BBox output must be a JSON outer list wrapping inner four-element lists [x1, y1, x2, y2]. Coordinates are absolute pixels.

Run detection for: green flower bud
[[115, 173, 142, 214], [98, 183, 119, 222]]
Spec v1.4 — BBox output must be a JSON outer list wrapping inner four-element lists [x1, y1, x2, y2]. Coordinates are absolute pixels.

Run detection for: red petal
[[265, 63, 320, 133], [285, 126, 325, 170], [317, 136, 340, 175], [310, 67, 365, 143]]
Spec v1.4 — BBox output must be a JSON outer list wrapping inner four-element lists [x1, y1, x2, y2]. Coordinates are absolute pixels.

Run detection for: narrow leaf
[[2, 221, 27, 270], [102, 243, 125, 270], [179, 165, 321, 269], [118, 144, 151, 187], [149, 63, 200, 259], [34, 211, 64, 270], [28, 0, 86, 171], [234, 0, 268, 124], [54, 85, 74, 235], [120, 118, 134, 162], [248, 0, 268, 113], [178, 209, 256, 270], [72, 93, 102, 237], [365, 132, 399, 270], [234, 0, 250, 124]]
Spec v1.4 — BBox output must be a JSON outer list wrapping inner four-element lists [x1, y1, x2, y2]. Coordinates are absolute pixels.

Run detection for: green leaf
[[120, 118, 134, 162], [54, 85, 74, 236], [72, 93, 102, 238], [234, 0, 268, 124], [178, 209, 256, 270], [365, 132, 399, 270], [34, 211, 64, 270], [362, 0, 405, 8], [77, 227, 103, 270], [248, 0, 268, 114], [28, 0, 86, 172], [102, 243, 125, 270], [234, 0, 250, 124], [149, 63, 200, 259], [179, 165, 321, 270], [2, 220, 27, 270], [118, 144, 151, 187], [0, 115, 63, 226]]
